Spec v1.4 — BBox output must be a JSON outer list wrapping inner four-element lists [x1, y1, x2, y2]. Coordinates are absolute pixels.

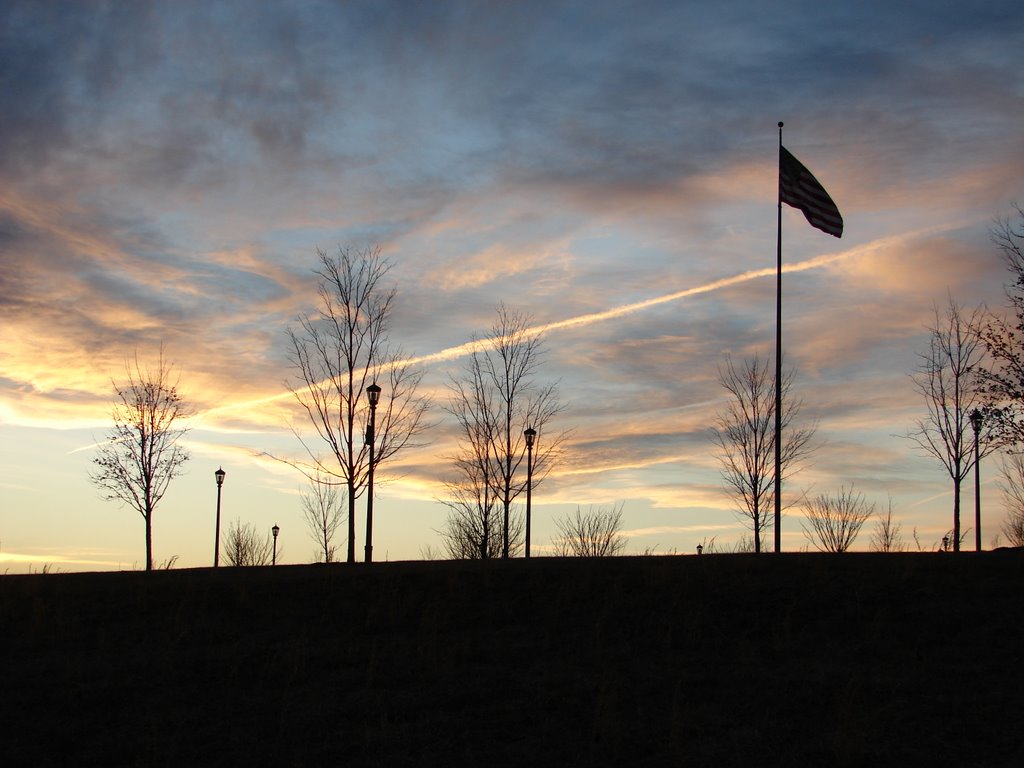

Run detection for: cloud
[[2, 0, 1023, 566]]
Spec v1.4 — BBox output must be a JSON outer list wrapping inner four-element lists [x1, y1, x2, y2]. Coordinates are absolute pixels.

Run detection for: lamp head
[[524, 427, 537, 448], [272, 524, 280, 539], [366, 383, 382, 407], [215, 467, 226, 487], [969, 408, 983, 433]]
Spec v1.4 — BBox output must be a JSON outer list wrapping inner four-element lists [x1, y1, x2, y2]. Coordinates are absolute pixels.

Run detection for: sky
[[2, 0, 1023, 572]]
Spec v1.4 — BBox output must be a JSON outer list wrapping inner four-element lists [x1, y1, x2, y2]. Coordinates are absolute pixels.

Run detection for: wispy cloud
[[2, 0, 1022, 566]]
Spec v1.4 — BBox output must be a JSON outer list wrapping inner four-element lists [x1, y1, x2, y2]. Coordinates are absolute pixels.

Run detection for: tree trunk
[[481, 508, 489, 559], [145, 512, 153, 571], [953, 476, 961, 552], [347, 484, 356, 563], [502, 501, 510, 559]]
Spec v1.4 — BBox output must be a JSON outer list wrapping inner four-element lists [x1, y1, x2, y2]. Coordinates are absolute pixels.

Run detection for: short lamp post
[[970, 408, 983, 552], [696, 544, 704, 555], [524, 427, 537, 558], [214, 467, 226, 567], [364, 383, 382, 564], [272, 524, 280, 566]]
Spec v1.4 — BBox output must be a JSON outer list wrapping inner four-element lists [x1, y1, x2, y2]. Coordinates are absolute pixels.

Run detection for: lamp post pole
[[272, 524, 280, 566], [970, 408, 983, 552], [524, 427, 536, 558], [214, 467, 225, 567], [364, 383, 381, 564]]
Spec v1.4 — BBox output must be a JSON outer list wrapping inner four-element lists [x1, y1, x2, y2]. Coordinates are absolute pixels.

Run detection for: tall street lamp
[[364, 383, 382, 564], [272, 524, 280, 566], [524, 427, 537, 558], [214, 467, 226, 567], [970, 408, 983, 552]]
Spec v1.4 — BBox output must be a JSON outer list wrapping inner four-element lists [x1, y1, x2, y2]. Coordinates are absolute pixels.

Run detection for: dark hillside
[[2, 552, 1022, 767]]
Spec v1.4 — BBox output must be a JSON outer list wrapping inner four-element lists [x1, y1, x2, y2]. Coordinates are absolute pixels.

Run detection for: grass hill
[[2, 552, 1022, 766]]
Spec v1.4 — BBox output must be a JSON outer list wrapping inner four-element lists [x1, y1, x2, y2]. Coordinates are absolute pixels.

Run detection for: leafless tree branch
[[906, 296, 996, 551], [90, 345, 190, 571], [552, 503, 626, 557], [440, 305, 568, 558], [273, 245, 432, 562], [301, 470, 344, 563], [711, 353, 817, 553], [869, 498, 906, 552], [801, 485, 875, 553], [998, 453, 1024, 547], [222, 518, 274, 566]]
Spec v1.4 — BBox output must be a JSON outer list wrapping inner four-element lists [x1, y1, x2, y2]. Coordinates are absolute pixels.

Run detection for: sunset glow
[[2, 1, 1022, 571]]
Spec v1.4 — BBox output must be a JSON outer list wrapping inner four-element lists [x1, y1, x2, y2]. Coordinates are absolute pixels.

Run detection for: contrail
[[203, 244, 867, 417], [404, 250, 852, 366]]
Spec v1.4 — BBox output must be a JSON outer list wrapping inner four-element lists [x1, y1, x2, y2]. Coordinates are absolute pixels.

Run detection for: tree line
[[90, 208, 1024, 568]]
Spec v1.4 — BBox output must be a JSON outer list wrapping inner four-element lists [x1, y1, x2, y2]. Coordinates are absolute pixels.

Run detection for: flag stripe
[[779, 145, 843, 238]]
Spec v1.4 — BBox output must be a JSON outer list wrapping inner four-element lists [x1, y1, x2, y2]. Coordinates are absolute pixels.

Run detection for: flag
[[779, 145, 843, 238]]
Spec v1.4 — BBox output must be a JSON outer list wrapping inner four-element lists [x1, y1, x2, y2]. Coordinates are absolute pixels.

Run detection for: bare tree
[[711, 354, 816, 553], [444, 306, 566, 558], [90, 347, 190, 571], [801, 486, 875, 553], [978, 205, 1024, 443], [553, 503, 626, 557], [869, 498, 906, 552], [301, 472, 343, 563], [222, 518, 274, 566], [997, 454, 1024, 547], [439, 490, 525, 559], [439, 346, 504, 559], [906, 297, 997, 551], [283, 245, 431, 563]]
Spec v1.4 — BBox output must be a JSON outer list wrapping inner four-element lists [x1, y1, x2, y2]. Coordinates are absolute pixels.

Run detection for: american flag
[[779, 146, 843, 238]]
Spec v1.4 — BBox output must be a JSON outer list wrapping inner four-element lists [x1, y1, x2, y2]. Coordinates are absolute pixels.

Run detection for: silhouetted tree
[[90, 347, 190, 571], [801, 485, 874, 552], [553, 503, 626, 557], [301, 471, 343, 563], [283, 245, 431, 563], [869, 498, 906, 552], [997, 454, 1024, 547], [978, 205, 1024, 443], [711, 354, 816, 553], [444, 306, 566, 558], [439, 346, 505, 559], [438, 487, 525, 559], [223, 518, 274, 566], [906, 297, 996, 551]]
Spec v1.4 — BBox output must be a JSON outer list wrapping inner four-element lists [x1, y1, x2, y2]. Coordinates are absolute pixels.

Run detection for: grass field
[[2, 552, 1022, 766]]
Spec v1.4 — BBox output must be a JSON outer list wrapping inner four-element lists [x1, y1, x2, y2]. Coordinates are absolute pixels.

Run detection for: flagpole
[[774, 121, 784, 554]]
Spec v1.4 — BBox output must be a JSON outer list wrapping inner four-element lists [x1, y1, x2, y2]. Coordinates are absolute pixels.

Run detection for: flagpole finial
[[778, 121, 784, 129]]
